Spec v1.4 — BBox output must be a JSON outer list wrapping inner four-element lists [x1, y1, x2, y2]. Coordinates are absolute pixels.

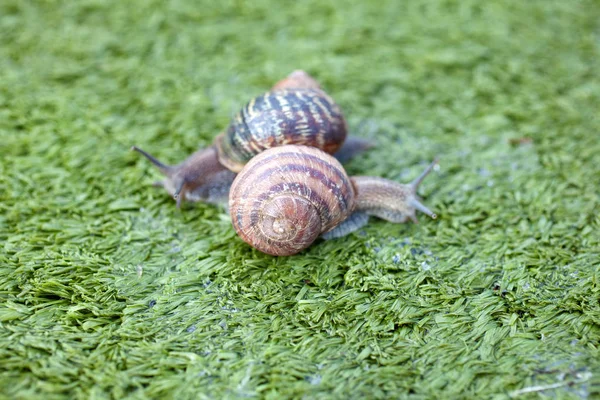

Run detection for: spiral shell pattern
[[216, 89, 347, 172], [229, 145, 356, 256]]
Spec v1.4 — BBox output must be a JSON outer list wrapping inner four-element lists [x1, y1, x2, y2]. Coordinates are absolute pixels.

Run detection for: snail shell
[[215, 88, 348, 172], [229, 145, 356, 256]]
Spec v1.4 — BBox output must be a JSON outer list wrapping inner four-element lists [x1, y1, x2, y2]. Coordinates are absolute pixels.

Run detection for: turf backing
[[1, 0, 599, 399]]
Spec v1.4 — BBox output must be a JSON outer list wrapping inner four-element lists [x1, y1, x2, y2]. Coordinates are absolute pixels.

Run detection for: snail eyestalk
[[408, 158, 439, 221], [132, 145, 183, 206], [131, 146, 173, 174], [410, 157, 439, 192]]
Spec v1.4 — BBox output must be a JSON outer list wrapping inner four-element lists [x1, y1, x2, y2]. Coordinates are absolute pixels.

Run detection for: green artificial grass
[[1, 0, 599, 398]]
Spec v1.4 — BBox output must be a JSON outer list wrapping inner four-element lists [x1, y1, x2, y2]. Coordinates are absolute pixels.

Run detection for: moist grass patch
[[1, 0, 599, 398]]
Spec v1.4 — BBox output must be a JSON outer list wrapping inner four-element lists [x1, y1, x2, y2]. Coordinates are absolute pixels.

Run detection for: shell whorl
[[216, 89, 347, 172], [229, 145, 356, 256]]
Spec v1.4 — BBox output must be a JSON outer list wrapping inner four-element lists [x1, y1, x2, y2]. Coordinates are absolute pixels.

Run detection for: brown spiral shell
[[215, 89, 348, 172], [229, 145, 356, 256]]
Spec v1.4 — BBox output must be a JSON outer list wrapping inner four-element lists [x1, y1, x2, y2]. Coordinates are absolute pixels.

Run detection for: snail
[[131, 70, 372, 207], [229, 145, 438, 256]]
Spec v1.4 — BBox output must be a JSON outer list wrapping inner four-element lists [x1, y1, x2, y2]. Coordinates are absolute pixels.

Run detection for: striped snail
[[132, 70, 371, 207], [230, 145, 438, 256]]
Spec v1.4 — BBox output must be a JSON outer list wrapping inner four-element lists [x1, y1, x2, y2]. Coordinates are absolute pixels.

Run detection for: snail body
[[132, 70, 369, 207], [229, 145, 437, 256]]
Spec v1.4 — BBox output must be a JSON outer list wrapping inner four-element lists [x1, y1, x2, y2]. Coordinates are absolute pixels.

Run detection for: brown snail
[[131, 70, 371, 207], [229, 145, 438, 256]]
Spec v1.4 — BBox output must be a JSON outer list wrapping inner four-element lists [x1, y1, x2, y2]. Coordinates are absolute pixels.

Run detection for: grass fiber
[[1, 0, 599, 399]]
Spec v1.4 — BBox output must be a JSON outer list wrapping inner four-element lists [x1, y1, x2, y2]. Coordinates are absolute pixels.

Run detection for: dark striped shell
[[229, 145, 356, 256], [215, 89, 347, 172]]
